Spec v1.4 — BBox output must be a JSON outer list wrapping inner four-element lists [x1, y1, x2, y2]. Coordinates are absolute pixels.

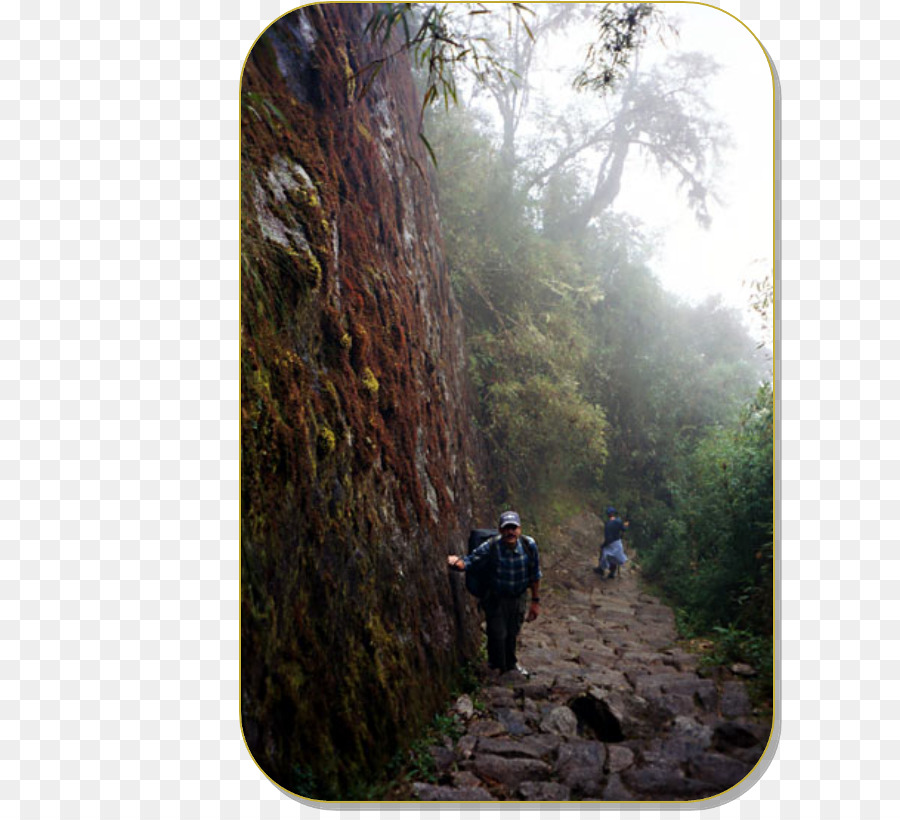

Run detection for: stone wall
[[240, 4, 484, 798]]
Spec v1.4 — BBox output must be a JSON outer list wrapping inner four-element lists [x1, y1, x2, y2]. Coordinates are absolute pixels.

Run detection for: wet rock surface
[[404, 512, 772, 802]]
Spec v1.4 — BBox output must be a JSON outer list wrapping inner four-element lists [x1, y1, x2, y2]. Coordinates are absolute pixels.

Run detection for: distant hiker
[[447, 510, 542, 675], [596, 506, 629, 579]]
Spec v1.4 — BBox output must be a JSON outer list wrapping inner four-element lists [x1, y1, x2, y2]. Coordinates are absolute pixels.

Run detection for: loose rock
[[539, 706, 579, 737], [467, 754, 552, 790], [687, 752, 754, 789], [454, 694, 475, 720], [412, 783, 494, 801], [476, 735, 560, 760], [720, 681, 752, 717], [517, 781, 572, 801], [606, 744, 635, 773], [555, 740, 607, 796]]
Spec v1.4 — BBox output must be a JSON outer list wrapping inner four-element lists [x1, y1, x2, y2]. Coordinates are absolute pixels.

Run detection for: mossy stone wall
[[241, 4, 484, 798]]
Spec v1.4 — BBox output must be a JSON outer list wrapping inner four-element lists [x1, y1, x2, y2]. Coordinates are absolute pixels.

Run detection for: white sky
[[523, 3, 775, 341], [613, 5, 774, 331]]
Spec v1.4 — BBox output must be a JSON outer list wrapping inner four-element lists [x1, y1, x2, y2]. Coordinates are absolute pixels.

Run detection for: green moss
[[281, 659, 309, 691], [240, 9, 485, 799], [339, 46, 356, 99], [317, 426, 336, 456], [361, 367, 380, 395], [304, 188, 321, 209], [306, 250, 323, 287]]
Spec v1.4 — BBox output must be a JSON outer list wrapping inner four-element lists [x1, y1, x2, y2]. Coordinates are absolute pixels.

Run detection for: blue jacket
[[603, 517, 628, 548]]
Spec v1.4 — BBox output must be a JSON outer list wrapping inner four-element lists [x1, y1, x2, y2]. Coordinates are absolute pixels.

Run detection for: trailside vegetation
[[415, 3, 773, 688]]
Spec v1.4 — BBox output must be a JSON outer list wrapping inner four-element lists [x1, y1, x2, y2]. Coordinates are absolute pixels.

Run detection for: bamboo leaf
[[419, 132, 438, 167]]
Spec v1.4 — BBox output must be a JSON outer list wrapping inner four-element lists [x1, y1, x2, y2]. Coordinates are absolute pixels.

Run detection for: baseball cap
[[498, 511, 521, 528]]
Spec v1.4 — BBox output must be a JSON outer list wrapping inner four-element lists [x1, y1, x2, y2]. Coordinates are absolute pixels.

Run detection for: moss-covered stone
[[241, 4, 488, 800], [361, 367, 380, 395]]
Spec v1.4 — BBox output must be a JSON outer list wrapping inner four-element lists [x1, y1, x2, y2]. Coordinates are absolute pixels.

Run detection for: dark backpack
[[464, 529, 537, 600], [465, 529, 499, 599]]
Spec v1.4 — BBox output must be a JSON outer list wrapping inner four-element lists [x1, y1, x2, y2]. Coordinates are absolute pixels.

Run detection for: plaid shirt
[[465, 536, 542, 597]]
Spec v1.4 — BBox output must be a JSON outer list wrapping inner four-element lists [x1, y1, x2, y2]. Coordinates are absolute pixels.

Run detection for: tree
[[641, 381, 773, 638], [460, 5, 591, 182], [417, 4, 764, 538], [525, 51, 730, 236], [362, 3, 677, 169]]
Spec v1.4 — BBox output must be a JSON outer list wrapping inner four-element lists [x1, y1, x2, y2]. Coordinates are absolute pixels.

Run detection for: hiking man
[[447, 510, 542, 675], [596, 506, 629, 579]]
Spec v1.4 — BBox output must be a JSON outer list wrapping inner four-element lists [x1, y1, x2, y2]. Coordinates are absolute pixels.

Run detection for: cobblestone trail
[[408, 512, 772, 802]]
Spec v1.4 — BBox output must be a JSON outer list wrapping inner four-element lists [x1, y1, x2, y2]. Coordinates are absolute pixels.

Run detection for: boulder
[[476, 735, 560, 760], [651, 692, 696, 717], [517, 681, 552, 700], [673, 715, 715, 746], [428, 745, 456, 774], [720, 681, 752, 717], [602, 772, 635, 801], [555, 740, 607, 796], [713, 720, 766, 751], [581, 667, 629, 690], [622, 764, 712, 798], [687, 751, 754, 790], [468, 754, 552, 790], [517, 781, 572, 801], [453, 694, 475, 720], [606, 744, 635, 773], [584, 686, 672, 740], [412, 783, 494, 801], [539, 706, 579, 738], [482, 686, 518, 708], [494, 708, 533, 737], [467, 719, 507, 738], [451, 770, 483, 789], [456, 734, 478, 760]]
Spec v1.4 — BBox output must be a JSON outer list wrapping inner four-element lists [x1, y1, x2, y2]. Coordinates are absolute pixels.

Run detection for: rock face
[[240, 5, 484, 797], [400, 512, 773, 802]]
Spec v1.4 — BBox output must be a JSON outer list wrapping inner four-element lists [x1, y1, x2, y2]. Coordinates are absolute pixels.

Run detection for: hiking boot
[[607, 569, 617, 579]]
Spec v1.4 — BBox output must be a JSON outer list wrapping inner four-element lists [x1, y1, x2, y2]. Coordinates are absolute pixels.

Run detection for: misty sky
[[615, 5, 774, 335], [525, 4, 775, 340]]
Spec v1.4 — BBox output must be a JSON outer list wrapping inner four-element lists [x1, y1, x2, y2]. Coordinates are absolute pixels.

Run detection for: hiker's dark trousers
[[484, 592, 527, 672]]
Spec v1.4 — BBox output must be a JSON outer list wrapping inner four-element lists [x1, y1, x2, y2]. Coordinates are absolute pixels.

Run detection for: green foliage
[[363, 3, 535, 116], [455, 658, 485, 696], [701, 625, 774, 707], [484, 371, 608, 500], [639, 382, 773, 709], [575, 3, 675, 93], [642, 383, 773, 636], [415, 3, 772, 699], [377, 707, 467, 796], [702, 625, 770, 673], [426, 95, 764, 534]]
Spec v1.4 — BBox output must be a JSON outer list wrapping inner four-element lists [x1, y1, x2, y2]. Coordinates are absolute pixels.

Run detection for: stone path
[[407, 513, 772, 802]]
